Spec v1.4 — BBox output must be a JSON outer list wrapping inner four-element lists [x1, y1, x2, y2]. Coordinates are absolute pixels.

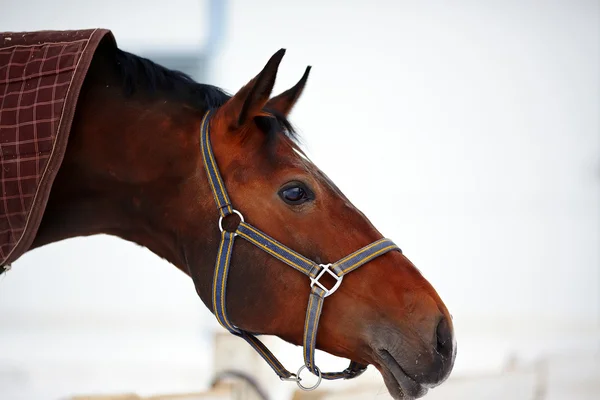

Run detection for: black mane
[[113, 49, 298, 146]]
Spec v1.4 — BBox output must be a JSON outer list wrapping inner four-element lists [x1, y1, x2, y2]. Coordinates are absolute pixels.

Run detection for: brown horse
[[5, 36, 455, 399]]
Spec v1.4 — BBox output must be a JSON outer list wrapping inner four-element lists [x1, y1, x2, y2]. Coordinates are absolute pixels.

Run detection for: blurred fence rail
[[65, 333, 600, 400], [69, 381, 265, 400]]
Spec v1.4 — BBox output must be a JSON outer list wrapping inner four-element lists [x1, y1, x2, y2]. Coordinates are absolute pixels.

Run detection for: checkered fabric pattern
[[0, 29, 113, 266]]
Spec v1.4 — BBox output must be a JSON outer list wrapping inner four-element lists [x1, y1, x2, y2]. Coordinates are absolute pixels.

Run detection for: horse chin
[[374, 350, 429, 400]]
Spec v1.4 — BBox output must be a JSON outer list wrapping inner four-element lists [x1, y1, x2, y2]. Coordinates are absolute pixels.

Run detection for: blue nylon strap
[[236, 221, 319, 278], [212, 230, 239, 333], [302, 286, 368, 380], [332, 238, 401, 277], [303, 285, 326, 374], [200, 110, 233, 217]]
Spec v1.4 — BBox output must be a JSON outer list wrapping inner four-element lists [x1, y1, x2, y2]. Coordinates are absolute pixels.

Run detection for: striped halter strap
[[200, 110, 401, 391]]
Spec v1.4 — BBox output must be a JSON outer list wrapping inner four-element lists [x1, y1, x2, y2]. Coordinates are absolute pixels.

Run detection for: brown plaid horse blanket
[[0, 29, 113, 267]]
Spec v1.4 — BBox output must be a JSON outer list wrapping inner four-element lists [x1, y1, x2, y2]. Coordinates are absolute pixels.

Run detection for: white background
[[0, 1, 598, 399]]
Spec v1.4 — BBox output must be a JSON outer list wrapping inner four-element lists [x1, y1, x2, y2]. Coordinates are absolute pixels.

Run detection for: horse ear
[[218, 49, 286, 129], [266, 66, 311, 116]]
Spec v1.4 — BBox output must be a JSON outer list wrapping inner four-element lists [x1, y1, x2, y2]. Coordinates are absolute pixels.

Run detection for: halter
[[200, 110, 401, 390]]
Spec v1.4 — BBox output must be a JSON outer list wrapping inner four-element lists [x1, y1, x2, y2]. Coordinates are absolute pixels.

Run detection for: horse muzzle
[[368, 314, 457, 399]]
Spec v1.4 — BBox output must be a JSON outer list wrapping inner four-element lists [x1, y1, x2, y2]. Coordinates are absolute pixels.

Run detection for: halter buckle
[[311, 264, 343, 297]]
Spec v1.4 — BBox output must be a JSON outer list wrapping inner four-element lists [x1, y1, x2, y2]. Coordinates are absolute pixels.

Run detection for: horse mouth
[[374, 349, 429, 400]]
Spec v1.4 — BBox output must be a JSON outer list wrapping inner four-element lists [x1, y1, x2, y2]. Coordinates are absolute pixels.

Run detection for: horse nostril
[[435, 316, 453, 359]]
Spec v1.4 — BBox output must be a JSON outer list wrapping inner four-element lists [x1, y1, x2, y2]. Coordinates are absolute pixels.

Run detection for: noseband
[[200, 111, 401, 390]]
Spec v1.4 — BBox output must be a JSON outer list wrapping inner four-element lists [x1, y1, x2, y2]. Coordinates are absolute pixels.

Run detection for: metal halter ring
[[218, 209, 244, 233], [296, 365, 322, 391], [310, 263, 343, 297]]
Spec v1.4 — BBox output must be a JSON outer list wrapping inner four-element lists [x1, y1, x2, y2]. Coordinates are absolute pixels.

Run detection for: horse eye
[[279, 184, 313, 205]]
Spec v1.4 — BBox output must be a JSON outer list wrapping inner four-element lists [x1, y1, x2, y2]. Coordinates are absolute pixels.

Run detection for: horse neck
[[30, 56, 213, 275]]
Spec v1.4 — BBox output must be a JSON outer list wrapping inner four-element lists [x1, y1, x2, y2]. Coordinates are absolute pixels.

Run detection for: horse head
[[191, 49, 456, 398]]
